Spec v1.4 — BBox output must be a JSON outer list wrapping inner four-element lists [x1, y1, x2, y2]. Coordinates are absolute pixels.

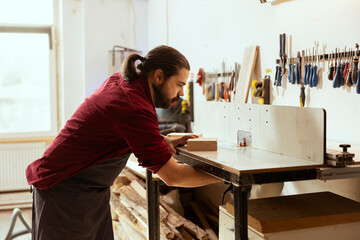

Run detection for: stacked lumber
[[110, 169, 218, 240]]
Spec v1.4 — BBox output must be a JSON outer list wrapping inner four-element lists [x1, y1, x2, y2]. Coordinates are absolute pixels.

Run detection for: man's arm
[[156, 156, 223, 187]]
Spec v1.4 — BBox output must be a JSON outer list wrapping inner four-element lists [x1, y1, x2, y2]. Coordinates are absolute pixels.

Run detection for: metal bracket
[[326, 144, 355, 167]]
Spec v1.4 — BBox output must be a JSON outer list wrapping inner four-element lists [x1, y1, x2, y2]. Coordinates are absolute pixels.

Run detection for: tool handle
[[279, 34, 283, 58], [291, 65, 296, 84], [304, 64, 308, 85], [357, 70, 360, 94], [288, 64, 292, 82], [281, 33, 286, 58], [340, 64, 345, 86], [312, 66, 318, 87], [346, 67, 353, 86], [328, 65, 334, 80], [352, 60, 358, 84], [300, 85, 305, 107], [274, 66, 279, 85], [343, 62, 349, 80], [333, 66, 341, 88], [296, 62, 301, 84], [306, 64, 311, 85], [278, 69, 282, 86]]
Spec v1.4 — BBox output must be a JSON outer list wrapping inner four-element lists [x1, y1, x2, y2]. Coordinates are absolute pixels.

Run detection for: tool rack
[[276, 47, 360, 65]]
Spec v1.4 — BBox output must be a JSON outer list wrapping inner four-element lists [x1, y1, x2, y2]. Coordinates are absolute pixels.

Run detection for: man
[[26, 45, 221, 239]]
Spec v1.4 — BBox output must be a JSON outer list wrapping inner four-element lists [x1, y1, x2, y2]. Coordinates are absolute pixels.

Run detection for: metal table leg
[[146, 170, 160, 240], [234, 185, 251, 240]]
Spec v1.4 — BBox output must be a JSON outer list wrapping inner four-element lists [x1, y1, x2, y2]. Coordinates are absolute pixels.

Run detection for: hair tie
[[139, 56, 145, 62]]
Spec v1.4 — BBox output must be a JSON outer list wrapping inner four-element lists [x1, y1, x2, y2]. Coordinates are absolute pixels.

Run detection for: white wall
[[56, 0, 148, 126], [148, 0, 360, 202]]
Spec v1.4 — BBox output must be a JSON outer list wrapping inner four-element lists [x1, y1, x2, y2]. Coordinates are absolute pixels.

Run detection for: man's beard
[[153, 83, 180, 109]]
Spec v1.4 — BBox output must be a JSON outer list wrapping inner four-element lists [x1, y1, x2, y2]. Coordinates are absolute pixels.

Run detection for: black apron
[[31, 153, 130, 240]]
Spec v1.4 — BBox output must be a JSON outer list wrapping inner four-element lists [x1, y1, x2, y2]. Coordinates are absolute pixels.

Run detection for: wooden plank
[[0, 191, 32, 207], [167, 133, 203, 138], [187, 138, 217, 151], [0, 137, 54, 144], [160, 199, 208, 240], [190, 201, 218, 240], [226, 192, 360, 233], [234, 46, 259, 103]]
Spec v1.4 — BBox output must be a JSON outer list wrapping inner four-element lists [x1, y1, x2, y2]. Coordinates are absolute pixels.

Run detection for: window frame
[[0, 24, 58, 140]]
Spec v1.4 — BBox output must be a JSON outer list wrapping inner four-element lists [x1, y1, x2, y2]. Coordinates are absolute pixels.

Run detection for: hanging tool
[[274, 66, 279, 86], [304, 50, 309, 85], [277, 67, 283, 86], [352, 44, 359, 84], [343, 53, 349, 86], [309, 49, 314, 88], [357, 70, 360, 94], [310, 46, 318, 87], [300, 50, 305, 107], [296, 52, 301, 84], [328, 51, 334, 80], [300, 83, 305, 107], [311, 42, 319, 87], [347, 49, 353, 87], [339, 48, 345, 86], [288, 60, 292, 83], [280, 33, 287, 76], [333, 49, 341, 88], [333, 49, 338, 80]]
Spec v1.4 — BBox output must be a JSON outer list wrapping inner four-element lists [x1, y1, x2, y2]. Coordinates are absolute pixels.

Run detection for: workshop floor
[[0, 208, 32, 240]]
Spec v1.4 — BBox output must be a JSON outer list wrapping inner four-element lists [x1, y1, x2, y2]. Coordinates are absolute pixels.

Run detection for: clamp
[[326, 144, 355, 167]]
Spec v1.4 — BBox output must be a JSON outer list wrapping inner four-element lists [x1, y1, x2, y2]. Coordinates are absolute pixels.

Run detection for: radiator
[[0, 142, 46, 192]]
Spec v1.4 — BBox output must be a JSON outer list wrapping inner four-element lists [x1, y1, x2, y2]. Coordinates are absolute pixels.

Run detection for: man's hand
[[164, 134, 199, 154]]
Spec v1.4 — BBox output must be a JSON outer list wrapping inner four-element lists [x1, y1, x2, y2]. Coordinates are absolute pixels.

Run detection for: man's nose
[[179, 87, 184, 96]]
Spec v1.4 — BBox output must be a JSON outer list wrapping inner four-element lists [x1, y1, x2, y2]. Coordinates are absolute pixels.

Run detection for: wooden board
[[167, 133, 203, 138], [234, 46, 259, 103], [226, 192, 360, 233], [187, 138, 217, 151]]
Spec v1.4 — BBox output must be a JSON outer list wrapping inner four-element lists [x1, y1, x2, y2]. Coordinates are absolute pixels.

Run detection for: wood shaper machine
[[235, 104, 358, 171]]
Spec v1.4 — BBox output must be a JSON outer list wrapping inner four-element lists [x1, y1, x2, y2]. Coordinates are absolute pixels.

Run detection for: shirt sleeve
[[118, 105, 173, 173]]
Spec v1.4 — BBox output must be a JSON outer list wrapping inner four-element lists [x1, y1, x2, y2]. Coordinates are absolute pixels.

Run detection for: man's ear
[[153, 69, 164, 84]]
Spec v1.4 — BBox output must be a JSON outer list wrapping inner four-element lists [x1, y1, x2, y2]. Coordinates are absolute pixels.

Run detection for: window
[[0, 0, 57, 139]]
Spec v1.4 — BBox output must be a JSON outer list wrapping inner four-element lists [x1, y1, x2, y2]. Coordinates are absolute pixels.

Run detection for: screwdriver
[[305, 64, 311, 85], [346, 65, 353, 87], [333, 65, 341, 88], [328, 51, 334, 80], [339, 50, 345, 86], [278, 67, 283, 86], [357, 70, 360, 94], [274, 66, 279, 86], [296, 52, 301, 84], [343, 62, 349, 85], [352, 44, 359, 84], [288, 62, 292, 83], [296, 62, 300, 84], [311, 65, 318, 87], [300, 83, 305, 107], [290, 64, 295, 84], [340, 63, 345, 86]]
